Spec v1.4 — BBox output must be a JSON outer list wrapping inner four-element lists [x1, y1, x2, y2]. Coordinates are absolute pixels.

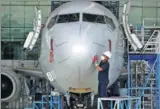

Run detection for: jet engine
[[1, 68, 21, 102]]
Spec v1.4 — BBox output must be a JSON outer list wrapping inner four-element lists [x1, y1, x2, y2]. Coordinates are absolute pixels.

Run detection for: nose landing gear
[[65, 88, 95, 109]]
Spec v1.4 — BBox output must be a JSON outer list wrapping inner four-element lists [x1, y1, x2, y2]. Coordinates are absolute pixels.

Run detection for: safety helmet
[[130, 24, 133, 27], [103, 51, 112, 58]]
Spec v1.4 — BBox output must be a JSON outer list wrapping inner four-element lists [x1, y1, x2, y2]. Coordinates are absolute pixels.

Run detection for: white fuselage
[[39, 1, 124, 94]]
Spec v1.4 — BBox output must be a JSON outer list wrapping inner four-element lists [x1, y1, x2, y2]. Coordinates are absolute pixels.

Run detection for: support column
[[155, 54, 160, 109], [51, 0, 54, 12], [127, 55, 131, 96]]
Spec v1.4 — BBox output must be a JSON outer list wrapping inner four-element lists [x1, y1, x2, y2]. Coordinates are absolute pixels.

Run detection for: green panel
[[158, 8, 160, 18], [1, 1, 46, 60], [10, 28, 25, 40], [24, 1, 40, 5], [142, 8, 157, 18], [1, 6, 10, 27], [24, 28, 33, 39], [1, 42, 24, 60], [158, 8, 160, 26], [142, 1, 158, 26], [129, 7, 142, 25], [142, 8, 157, 26], [120, 0, 143, 7], [131, 0, 143, 7], [1, 28, 10, 40], [12, 43, 23, 59], [24, 6, 35, 26], [158, 1, 160, 26], [40, 1, 51, 24], [158, 1, 160, 6], [39, 1, 50, 5], [158, 1, 160, 19], [40, 6, 50, 24], [142, 0, 157, 7], [10, 5, 24, 27], [24, 1, 38, 26]]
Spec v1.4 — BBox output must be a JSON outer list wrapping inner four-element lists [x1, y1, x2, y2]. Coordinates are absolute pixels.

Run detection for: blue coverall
[[98, 60, 109, 108]]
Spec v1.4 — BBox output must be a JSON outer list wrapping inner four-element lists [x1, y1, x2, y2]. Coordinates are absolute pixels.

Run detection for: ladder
[[142, 30, 160, 53], [141, 61, 156, 109]]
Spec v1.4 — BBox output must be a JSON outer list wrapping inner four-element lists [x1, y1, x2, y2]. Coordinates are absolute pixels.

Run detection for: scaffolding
[[25, 95, 63, 109], [127, 18, 160, 109], [97, 96, 141, 109], [127, 54, 160, 109]]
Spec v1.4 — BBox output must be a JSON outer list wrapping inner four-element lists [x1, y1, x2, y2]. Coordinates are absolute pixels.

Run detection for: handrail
[[142, 30, 159, 52], [98, 96, 141, 109]]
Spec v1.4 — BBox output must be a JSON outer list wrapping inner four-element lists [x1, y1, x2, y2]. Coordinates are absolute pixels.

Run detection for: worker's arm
[[95, 61, 109, 72], [95, 66, 103, 71], [94, 61, 102, 71]]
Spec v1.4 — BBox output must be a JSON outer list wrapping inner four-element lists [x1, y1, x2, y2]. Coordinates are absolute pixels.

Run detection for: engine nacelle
[[1, 68, 21, 102]]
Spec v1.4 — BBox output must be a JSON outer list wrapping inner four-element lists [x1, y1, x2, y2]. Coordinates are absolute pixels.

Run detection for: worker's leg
[[99, 83, 107, 109], [100, 83, 107, 97], [98, 82, 101, 97]]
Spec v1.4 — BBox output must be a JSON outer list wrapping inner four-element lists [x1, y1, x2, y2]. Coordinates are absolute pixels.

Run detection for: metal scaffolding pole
[[155, 54, 160, 109], [0, 3, 1, 109], [127, 54, 159, 109]]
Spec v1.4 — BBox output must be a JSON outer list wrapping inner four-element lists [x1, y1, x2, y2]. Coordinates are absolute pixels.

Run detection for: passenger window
[[105, 16, 116, 30], [47, 16, 57, 29], [83, 13, 105, 24], [57, 13, 79, 23]]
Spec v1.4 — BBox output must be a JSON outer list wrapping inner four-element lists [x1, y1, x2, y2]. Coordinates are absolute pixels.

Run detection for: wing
[[15, 67, 45, 79]]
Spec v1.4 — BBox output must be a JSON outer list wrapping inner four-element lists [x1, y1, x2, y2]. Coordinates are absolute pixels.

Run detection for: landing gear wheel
[[63, 96, 70, 109], [86, 95, 98, 109]]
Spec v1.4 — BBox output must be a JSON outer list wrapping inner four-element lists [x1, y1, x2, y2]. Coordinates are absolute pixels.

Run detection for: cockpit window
[[47, 16, 57, 29], [83, 13, 105, 24], [105, 16, 116, 30], [57, 13, 79, 23]]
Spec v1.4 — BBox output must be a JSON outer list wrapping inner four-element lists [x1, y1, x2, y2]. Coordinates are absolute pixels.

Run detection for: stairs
[[128, 55, 158, 109], [142, 65, 156, 109], [142, 30, 160, 53], [129, 18, 160, 53]]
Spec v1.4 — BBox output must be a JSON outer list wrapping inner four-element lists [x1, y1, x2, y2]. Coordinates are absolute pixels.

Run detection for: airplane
[[1, 1, 142, 109]]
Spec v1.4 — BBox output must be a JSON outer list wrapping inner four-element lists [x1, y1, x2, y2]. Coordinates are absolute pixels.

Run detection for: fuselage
[[39, 1, 124, 94]]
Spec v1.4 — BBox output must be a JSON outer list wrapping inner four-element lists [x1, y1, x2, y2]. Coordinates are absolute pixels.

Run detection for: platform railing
[[128, 87, 159, 109], [142, 30, 160, 53], [24, 95, 63, 109], [97, 96, 141, 109]]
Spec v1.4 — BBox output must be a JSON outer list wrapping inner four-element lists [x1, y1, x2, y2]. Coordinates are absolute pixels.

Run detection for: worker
[[130, 24, 134, 33], [94, 51, 111, 108]]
